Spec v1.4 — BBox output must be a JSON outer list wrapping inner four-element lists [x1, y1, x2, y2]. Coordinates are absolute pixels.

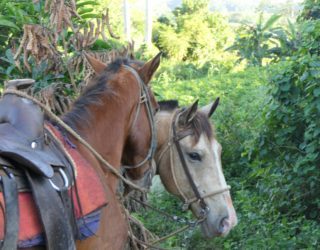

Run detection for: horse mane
[[159, 100, 179, 111], [63, 57, 138, 130]]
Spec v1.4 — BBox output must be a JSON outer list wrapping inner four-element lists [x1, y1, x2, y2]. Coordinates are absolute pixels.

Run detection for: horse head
[[84, 53, 161, 191], [156, 99, 237, 238]]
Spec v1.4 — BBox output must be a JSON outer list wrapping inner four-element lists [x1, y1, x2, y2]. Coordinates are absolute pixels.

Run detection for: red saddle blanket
[[0, 123, 107, 242]]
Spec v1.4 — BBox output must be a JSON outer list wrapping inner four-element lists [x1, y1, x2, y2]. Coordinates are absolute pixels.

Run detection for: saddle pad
[[0, 123, 107, 242]]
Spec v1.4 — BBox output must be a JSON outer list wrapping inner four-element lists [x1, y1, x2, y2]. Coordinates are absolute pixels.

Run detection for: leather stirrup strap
[[1, 175, 19, 250], [25, 171, 76, 250]]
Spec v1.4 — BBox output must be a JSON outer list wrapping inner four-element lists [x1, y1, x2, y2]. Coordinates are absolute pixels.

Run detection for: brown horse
[[154, 99, 237, 238], [2, 54, 160, 250], [68, 54, 160, 250]]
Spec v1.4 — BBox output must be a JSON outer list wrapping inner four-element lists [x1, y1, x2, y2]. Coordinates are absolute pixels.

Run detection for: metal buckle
[[182, 203, 189, 211], [199, 204, 210, 219], [140, 93, 147, 103], [49, 168, 69, 191], [2, 166, 14, 179]]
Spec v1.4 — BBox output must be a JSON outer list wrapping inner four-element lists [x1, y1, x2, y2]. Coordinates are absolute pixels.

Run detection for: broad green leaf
[[5, 49, 14, 64], [77, 1, 98, 8], [300, 71, 309, 81], [314, 88, 320, 97], [262, 14, 281, 31], [280, 82, 290, 91], [78, 8, 94, 15], [0, 18, 19, 30], [80, 13, 100, 19]]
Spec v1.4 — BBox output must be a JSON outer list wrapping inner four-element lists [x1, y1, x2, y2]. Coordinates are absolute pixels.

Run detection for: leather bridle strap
[[172, 111, 208, 211], [122, 65, 157, 169], [183, 186, 230, 207], [25, 170, 76, 250], [0, 171, 19, 250]]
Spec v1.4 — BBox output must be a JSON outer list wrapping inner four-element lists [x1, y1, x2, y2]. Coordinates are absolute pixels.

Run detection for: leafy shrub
[[250, 17, 320, 222], [153, 0, 233, 63], [227, 13, 283, 66]]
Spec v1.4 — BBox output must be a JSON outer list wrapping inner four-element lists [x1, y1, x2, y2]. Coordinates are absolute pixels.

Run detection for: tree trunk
[[144, 0, 152, 45], [123, 0, 131, 41]]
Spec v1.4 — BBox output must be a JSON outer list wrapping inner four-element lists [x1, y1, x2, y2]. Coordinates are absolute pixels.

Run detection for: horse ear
[[84, 53, 107, 75], [179, 100, 199, 126], [138, 52, 162, 84], [200, 97, 220, 118]]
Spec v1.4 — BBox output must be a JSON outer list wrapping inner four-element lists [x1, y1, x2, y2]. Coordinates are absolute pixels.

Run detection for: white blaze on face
[[211, 138, 238, 229], [211, 139, 228, 188], [189, 135, 237, 233]]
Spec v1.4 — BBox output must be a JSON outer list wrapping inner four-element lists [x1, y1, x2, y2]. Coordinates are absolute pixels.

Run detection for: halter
[[157, 109, 230, 220], [122, 65, 158, 170]]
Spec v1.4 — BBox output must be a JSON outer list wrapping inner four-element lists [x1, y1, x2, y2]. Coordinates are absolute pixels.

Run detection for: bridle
[[122, 65, 157, 171], [157, 108, 230, 220]]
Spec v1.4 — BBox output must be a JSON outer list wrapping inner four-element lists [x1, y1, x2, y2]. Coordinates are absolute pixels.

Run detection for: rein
[[122, 65, 157, 169]]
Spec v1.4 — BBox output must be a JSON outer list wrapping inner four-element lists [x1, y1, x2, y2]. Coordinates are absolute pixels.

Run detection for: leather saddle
[[0, 79, 65, 178], [0, 79, 77, 249]]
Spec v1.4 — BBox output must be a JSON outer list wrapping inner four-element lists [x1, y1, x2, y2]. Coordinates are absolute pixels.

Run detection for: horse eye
[[188, 152, 202, 162]]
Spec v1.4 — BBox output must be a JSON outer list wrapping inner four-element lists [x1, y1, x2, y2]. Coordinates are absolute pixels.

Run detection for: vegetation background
[[0, 0, 319, 249]]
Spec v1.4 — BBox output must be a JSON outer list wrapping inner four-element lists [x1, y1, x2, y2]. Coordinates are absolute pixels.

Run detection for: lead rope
[[3, 89, 148, 193], [128, 196, 205, 248]]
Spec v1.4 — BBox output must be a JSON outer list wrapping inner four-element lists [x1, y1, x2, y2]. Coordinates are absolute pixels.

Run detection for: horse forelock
[[187, 112, 214, 144]]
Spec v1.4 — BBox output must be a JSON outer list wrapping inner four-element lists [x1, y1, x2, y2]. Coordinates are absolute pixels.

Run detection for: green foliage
[[299, 0, 320, 20], [250, 19, 320, 221], [227, 13, 283, 66], [134, 190, 194, 249], [0, 0, 41, 55], [153, 0, 233, 64]]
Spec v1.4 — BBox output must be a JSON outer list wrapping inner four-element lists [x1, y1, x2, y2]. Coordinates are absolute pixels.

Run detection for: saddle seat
[[0, 80, 65, 178]]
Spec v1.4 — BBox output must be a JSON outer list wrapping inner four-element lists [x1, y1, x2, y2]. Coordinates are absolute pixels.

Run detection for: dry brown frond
[[46, 0, 77, 34], [14, 24, 62, 73], [104, 9, 120, 39], [29, 82, 73, 115]]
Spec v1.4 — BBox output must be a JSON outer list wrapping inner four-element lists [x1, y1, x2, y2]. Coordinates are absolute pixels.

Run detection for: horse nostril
[[218, 216, 230, 235]]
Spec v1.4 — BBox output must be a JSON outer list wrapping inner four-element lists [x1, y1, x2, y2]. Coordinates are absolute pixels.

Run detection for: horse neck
[[67, 87, 137, 191]]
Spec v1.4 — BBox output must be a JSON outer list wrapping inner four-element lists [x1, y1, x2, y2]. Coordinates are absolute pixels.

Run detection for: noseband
[[158, 109, 230, 219], [122, 65, 157, 170]]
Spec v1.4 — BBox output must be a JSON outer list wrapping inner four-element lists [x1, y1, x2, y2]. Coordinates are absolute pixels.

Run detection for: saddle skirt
[[0, 123, 108, 246]]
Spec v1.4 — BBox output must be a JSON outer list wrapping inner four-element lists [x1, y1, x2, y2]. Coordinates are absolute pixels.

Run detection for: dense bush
[[250, 18, 320, 222], [153, 0, 234, 64], [227, 13, 284, 66]]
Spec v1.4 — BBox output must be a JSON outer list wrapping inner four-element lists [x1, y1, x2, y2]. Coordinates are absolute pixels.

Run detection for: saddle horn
[[5, 79, 35, 90]]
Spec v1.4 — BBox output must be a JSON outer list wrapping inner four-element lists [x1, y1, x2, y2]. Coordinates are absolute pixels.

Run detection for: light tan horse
[[154, 99, 237, 238]]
